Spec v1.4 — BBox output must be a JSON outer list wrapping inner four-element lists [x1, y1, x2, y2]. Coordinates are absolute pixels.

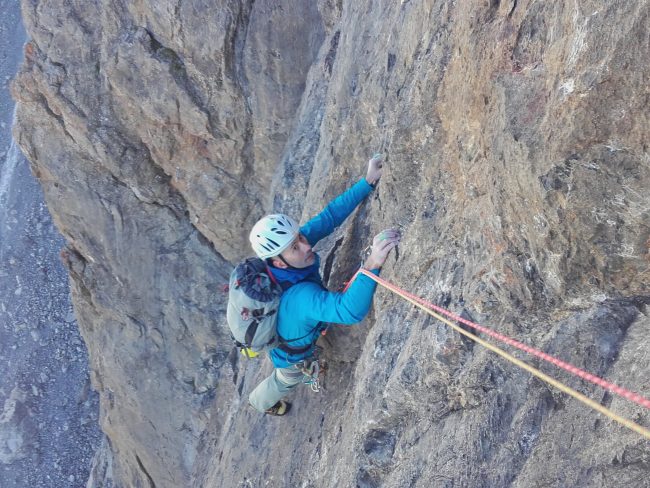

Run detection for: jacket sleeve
[[291, 270, 380, 325], [300, 178, 374, 246]]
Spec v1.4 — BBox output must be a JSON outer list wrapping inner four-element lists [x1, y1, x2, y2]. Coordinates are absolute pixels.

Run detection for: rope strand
[[352, 268, 650, 440]]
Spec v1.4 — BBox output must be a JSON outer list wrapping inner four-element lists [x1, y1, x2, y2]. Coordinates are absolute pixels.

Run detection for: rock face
[[12, 1, 650, 487]]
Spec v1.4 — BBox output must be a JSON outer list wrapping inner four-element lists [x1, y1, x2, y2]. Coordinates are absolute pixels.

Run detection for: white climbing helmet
[[249, 214, 300, 259]]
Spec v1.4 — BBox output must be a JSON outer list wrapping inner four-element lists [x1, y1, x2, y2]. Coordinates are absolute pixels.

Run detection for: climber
[[248, 154, 401, 416]]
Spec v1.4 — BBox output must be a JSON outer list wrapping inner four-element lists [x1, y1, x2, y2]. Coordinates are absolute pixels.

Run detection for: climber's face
[[273, 233, 316, 269]]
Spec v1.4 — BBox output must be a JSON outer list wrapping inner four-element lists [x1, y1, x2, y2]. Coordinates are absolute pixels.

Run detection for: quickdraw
[[301, 359, 325, 393]]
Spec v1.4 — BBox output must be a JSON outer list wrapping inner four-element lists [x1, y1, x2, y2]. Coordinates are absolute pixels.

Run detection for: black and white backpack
[[227, 257, 319, 359], [226, 258, 283, 357]]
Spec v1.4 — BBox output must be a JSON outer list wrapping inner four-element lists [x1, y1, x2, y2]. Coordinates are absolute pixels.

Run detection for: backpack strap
[[265, 263, 280, 286], [243, 311, 277, 347]]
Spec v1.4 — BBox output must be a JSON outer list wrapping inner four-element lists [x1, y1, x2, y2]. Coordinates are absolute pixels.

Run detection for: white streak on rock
[[0, 139, 20, 209]]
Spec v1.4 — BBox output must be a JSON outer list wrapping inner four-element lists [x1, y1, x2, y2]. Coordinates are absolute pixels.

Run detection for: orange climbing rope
[[349, 268, 650, 440]]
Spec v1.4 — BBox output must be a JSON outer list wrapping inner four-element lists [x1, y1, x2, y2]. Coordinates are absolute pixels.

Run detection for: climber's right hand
[[363, 229, 401, 270]]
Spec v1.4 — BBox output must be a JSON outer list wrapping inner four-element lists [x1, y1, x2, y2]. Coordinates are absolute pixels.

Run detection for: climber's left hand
[[365, 153, 384, 186]]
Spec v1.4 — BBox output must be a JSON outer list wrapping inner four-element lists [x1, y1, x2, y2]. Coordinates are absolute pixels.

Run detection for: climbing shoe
[[265, 400, 291, 416]]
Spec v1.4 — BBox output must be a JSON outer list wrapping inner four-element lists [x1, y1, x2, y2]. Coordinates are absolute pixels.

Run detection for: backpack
[[226, 258, 314, 358]]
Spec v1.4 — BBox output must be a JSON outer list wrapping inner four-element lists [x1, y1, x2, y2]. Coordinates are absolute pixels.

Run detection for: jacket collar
[[267, 253, 321, 288]]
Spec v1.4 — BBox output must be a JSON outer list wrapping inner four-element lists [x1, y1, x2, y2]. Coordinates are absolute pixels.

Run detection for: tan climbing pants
[[249, 361, 316, 412]]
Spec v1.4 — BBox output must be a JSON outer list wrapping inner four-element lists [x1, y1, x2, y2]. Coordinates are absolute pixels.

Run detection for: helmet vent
[[249, 213, 299, 258]]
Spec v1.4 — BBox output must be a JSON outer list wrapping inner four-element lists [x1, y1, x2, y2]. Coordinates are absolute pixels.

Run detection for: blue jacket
[[268, 178, 380, 368]]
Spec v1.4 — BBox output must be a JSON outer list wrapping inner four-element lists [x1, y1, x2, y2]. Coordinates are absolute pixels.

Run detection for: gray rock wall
[[12, 0, 650, 487]]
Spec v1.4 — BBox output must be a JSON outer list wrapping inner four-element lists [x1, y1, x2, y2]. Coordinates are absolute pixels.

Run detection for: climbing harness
[[347, 268, 650, 440]]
